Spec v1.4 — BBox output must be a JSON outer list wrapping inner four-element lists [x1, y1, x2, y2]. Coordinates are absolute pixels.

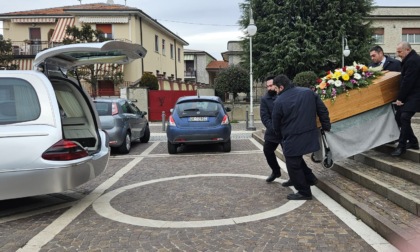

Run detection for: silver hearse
[[0, 41, 146, 200]]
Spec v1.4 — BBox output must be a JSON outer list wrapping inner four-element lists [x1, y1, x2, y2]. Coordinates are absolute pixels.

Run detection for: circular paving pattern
[[93, 174, 305, 228]]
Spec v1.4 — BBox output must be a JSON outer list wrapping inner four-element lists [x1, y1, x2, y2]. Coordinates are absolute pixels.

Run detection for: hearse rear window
[[0, 78, 40, 124]]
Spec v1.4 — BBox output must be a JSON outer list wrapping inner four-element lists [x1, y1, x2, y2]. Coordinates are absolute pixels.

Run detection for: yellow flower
[[333, 70, 341, 79], [326, 73, 333, 79], [342, 73, 350, 81], [346, 69, 354, 76]]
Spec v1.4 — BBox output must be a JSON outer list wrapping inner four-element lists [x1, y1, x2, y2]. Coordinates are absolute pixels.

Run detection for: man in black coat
[[369, 45, 401, 72], [272, 75, 331, 200], [260, 76, 282, 182], [391, 41, 420, 156]]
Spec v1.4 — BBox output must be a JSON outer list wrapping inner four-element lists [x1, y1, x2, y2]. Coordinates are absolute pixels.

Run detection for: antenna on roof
[[77, 0, 82, 4]]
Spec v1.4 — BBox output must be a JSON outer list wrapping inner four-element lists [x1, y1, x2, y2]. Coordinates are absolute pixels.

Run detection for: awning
[[12, 59, 34, 70], [79, 16, 129, 24], [11, 18, 56, 23], [50, 18, 75, 43], [94, 63, 124, 77]]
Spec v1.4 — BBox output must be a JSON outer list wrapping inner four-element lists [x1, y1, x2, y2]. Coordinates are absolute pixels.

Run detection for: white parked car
[[0, 41, 147, 200]]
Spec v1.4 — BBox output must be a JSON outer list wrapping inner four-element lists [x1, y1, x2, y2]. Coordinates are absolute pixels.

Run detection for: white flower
[[328, 79, 334, 84], [354, 73, 361, 80], [334, 80, 342, 87]]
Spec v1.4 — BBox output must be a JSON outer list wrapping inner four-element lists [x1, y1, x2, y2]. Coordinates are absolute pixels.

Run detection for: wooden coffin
[[317, 71, 400, 127]]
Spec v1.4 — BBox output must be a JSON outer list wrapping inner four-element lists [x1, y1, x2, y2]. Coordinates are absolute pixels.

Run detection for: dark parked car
[[166, 96, 232, 154], [94, 98, 150, 154]]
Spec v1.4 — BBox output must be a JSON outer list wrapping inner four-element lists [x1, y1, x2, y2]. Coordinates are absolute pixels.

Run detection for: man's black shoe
[[281, 180, 293, 187], [266, 172, 280, 182], [287, 193, 312, 200], [391, 147, 406, 156], [309, 178, 318, 186], [407, 142, 420, 150]]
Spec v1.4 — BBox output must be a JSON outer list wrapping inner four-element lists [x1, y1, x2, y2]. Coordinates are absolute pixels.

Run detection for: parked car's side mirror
[[225, 107, 232, 112], [170, 108, 174, 113], [142, 111, 148, 116]]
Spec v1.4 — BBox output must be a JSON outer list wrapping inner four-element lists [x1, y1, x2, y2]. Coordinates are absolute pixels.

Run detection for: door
[[29, 28, 41, 55]]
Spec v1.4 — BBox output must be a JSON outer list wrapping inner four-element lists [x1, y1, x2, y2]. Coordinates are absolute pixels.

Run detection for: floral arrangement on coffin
[[315, 62, 383, 101]]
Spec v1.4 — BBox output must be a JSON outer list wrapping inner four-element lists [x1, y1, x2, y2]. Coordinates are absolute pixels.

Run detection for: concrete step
[[354, 150, 420, 185], [375, 144, 420, 163], [252, 129, 420, 251], [331, 158, 420, 216]]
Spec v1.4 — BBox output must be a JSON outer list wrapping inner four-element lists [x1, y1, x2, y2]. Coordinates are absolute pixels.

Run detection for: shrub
[[139, 72, 159, 90], [293, 71, 318, 88]]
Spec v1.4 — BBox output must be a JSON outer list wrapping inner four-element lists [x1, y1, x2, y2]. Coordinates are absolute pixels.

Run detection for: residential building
[[183, 49, 216, 85], [206, 60, 228, 87], [369, 7, 420, 57], [0, 2, 189, 95], [221, 41, 243, 66]]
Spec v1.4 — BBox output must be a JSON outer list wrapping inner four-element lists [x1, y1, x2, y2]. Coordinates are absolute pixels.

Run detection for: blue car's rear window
[[176, 101, 222, 117]]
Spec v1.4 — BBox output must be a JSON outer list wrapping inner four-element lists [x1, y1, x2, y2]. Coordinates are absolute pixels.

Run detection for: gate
[[148, 90, 196, 121]]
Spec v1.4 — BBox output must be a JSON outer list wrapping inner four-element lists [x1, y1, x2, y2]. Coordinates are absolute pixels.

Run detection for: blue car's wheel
[[222, 138, 231, 152], [168, 141, 178, 154], [140, 125, 150, 143]]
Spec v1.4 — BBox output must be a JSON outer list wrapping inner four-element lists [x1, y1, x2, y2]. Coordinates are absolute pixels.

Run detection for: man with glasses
[[260, 76, 282, 182]]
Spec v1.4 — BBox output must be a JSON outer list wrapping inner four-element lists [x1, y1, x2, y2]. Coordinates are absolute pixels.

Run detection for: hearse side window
[[0, 78, 40, 124]]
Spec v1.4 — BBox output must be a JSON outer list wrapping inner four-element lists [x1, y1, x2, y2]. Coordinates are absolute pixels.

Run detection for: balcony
[[11, 40, 50, 56], [184, 70, 196, 78]]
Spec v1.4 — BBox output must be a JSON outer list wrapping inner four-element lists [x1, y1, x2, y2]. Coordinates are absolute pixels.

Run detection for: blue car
[[166, 96, 232, 154]]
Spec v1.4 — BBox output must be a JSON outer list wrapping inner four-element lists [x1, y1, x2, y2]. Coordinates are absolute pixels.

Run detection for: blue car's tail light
[[42, 140, 89, 161], [221, 115, 229, 125], [169, 115, 176, 126]]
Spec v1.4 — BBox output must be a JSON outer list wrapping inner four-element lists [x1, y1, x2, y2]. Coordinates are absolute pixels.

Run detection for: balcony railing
[[11, 40, 51, 56], [184, 70, 196, 78]]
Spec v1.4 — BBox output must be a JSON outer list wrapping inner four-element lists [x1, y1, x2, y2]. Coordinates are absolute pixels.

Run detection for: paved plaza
[[0, 123, 399, 251]]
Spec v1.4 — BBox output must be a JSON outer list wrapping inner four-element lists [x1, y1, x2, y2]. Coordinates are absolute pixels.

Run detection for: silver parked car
[[0, 40, 146, 200], [94, 98, 150, 154]]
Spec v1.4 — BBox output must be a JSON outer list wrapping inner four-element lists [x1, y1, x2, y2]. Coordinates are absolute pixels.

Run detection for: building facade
[[369, 7, 420, 57], [0, 2, 189, 95], [183, 49, 216, 85]]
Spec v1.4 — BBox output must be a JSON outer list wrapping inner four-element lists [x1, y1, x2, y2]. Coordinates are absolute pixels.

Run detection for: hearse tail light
[[42, 140, 89, 161], [111, 102, 119, 115], [221, 115, 229, 125], [169, 115, 176, 126]]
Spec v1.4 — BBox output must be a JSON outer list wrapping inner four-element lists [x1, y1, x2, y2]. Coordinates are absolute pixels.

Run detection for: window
[[402, 28, 420, 44], [178, 48, 181, 62], [155, 35, 159, 52], [162, 39, 166, 56], [0, 78, 40, 124], [96, 24, 112, 39], [170, 44, 174, 59], [372, 28, 384, 44]]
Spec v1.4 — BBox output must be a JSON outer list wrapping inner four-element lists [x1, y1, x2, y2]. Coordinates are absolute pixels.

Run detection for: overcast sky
[[1, 0, 420, 60]]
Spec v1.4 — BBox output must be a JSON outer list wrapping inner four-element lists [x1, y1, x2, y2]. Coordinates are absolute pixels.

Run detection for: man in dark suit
[[260, 76, 282, 182], [272, 75, 331, 200], [369, 45, 401, 72], [391, 41, 420, 156]]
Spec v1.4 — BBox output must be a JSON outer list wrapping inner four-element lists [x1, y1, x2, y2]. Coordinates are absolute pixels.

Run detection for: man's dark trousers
[[284, 155, 317, 197], [263, 141, 281, 175], [395, 109, 418, 147]]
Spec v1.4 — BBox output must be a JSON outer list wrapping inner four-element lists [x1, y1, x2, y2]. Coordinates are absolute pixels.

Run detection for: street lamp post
[[247, 8, 257, 130], [342, 35, 350, 67]]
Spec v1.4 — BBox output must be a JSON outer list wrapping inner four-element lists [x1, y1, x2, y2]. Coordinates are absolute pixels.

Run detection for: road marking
[[16, 142, 160, 252], [110, 150, 263, 159], [249, 137, 398, 252], [93, 174, 304, 228]]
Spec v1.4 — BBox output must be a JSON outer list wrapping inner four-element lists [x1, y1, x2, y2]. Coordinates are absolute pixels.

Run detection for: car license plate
[[189, 117, 208, 122]]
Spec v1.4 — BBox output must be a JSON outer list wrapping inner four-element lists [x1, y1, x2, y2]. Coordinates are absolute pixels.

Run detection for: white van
[[0, 41, 147, 200]]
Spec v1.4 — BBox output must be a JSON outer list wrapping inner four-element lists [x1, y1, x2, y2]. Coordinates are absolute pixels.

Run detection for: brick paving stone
[[36, 149, 376, 251]]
